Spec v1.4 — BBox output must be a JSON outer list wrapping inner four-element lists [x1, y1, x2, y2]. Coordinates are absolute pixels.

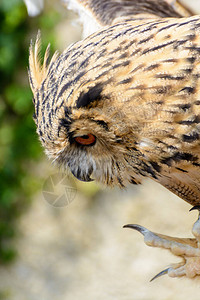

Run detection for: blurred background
[[1, 0, 200, 299]]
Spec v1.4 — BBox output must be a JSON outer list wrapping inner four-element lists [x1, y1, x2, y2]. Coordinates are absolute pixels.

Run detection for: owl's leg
[[123, 206, 200, 280]]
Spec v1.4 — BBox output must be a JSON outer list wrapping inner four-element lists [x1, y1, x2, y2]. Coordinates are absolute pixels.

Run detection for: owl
[[29, 0, 200, 280]]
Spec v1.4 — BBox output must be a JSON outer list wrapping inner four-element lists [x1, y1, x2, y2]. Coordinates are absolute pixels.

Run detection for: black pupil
[[81, 135, 89, 139]]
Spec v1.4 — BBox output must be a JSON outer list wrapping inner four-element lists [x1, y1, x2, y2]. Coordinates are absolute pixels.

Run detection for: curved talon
[[150, 268, 170, 282], [123, 224, 149, 236], [189, 206, 200, 213], [124, 219, 200, 279]]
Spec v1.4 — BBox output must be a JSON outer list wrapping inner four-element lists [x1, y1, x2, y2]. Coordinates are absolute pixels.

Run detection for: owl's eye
[[74, 134, 96, 146]]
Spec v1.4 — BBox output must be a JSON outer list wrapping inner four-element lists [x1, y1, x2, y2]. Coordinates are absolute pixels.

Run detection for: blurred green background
[[0, 0, 62, 264]]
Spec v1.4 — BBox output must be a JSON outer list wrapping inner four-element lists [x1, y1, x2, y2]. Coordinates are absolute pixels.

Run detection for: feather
[[28, 31, 59, 93]]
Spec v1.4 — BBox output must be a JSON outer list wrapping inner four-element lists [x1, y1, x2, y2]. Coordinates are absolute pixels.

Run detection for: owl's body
[[29, 0, 200, 279], [30, 15, 200, 205]]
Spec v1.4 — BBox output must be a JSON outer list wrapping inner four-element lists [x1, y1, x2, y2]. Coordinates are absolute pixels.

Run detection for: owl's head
[[29, 33, 146, 187]]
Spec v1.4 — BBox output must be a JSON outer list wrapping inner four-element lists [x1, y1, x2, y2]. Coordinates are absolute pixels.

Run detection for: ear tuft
[[28, 31, 59, 93]]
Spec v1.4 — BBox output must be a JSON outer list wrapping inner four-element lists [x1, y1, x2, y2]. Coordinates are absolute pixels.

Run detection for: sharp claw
[[189, 206, 200, 213], [123, 224, 171, 282], [123, 224, 149, 236], [150, 268, 170, 282], [123, 224, 170, 282]]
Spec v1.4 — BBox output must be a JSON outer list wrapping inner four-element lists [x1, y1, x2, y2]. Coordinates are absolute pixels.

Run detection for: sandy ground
[[1, 162, 200, 300]]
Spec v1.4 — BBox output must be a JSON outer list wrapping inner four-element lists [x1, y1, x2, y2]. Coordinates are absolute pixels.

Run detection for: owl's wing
[[23, 0, 44, 16], [63, 0, 192, 38]]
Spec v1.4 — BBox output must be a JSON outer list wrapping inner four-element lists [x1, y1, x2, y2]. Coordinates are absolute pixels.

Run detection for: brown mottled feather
[[29, 3, 200, 207]]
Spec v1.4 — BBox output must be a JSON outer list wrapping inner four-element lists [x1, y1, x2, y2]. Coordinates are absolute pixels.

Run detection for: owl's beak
[[70, 169, 94, 182]]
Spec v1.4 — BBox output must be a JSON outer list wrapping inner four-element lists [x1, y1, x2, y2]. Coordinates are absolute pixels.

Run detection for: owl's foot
[[123, 206, 200, 280]]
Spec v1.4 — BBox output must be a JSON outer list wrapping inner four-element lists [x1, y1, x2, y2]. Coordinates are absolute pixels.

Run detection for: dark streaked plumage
[[29, 0, 200, 279]]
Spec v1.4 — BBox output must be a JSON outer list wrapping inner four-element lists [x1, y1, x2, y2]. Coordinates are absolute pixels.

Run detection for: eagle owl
[[29, 0, 200, 279]]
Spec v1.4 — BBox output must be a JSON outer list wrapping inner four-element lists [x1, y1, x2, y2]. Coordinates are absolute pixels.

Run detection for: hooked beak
[[70, 167, 94, 182]]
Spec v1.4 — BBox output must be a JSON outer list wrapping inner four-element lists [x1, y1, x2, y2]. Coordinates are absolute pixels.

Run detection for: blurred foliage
[[0, 0, 61, 264]]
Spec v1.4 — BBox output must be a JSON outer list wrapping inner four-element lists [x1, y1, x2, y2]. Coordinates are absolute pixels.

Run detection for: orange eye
[[75, 134, 96, 146]]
